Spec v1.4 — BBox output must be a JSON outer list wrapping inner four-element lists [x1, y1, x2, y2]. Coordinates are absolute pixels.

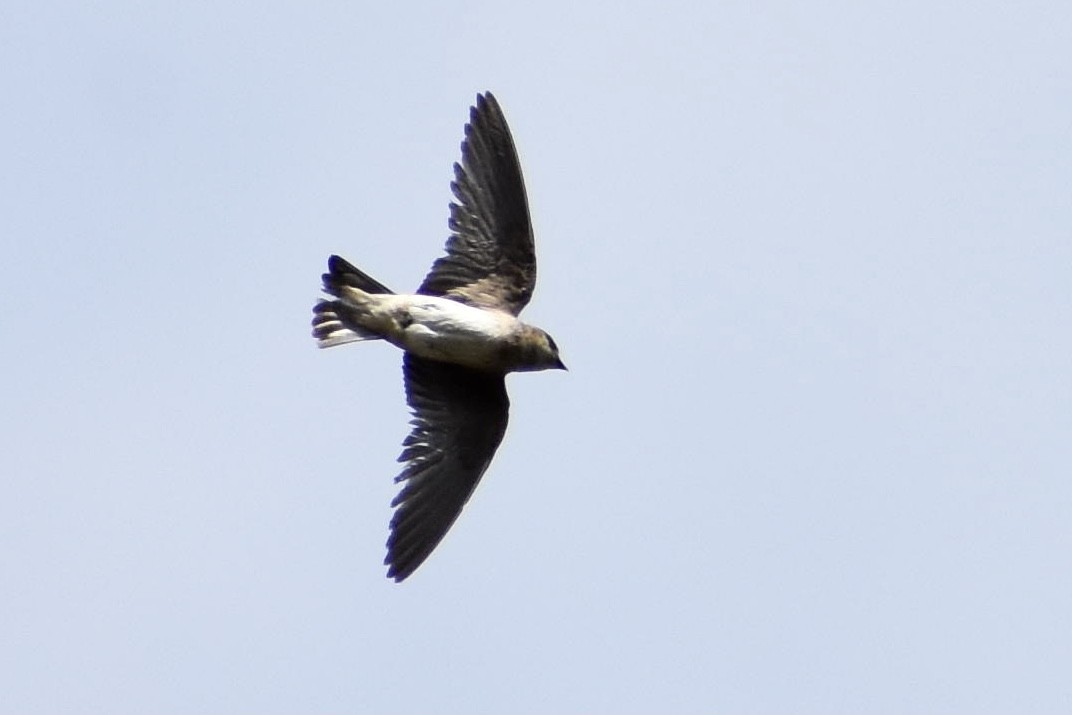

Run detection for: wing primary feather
[[383, 354, 510, 581]]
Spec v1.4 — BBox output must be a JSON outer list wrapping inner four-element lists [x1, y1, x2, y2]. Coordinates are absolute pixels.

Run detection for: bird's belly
[[399, 298, 515, 369]]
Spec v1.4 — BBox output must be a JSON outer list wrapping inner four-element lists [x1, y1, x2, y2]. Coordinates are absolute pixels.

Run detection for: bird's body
[[312, 92, 564, 582], [373, 294, 521, 369], [320, 287, 556, 372]]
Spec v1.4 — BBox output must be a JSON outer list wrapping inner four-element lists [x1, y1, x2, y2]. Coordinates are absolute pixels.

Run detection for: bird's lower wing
[[386, 353, 510, 581]]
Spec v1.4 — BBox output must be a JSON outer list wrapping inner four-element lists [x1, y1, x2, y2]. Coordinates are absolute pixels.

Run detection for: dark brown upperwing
[[385, 353, 510, 582], [417, 92, 536, 316]]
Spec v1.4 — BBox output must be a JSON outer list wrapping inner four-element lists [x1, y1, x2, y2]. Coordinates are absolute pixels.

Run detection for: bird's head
[[514, 325, 567, 372]]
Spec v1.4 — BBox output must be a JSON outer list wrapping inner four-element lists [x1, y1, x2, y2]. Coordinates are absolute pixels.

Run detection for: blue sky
[[3, 1, 1071, 712]]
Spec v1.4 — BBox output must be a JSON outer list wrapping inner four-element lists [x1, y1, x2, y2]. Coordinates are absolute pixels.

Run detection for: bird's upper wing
[[417, 92, 536, 316], [385, 353, 510, 582]]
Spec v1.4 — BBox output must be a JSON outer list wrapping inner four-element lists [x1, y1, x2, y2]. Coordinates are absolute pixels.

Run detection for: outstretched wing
[[385, 353, 510, 581], [418, 92, 536, 316]]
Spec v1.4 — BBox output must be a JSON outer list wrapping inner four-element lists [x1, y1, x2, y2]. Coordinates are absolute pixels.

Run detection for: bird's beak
[[555, 357, 568, 371]]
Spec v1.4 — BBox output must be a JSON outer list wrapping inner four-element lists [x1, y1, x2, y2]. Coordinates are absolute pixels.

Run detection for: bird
[[311, 92, 565, 582]]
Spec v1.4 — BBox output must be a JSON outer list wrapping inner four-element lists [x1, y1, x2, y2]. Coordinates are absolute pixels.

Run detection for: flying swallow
[[312, 92, 565, 582]]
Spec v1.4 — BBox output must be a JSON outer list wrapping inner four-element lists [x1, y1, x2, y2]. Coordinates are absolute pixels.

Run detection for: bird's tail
[[312, 255, 395, 349]]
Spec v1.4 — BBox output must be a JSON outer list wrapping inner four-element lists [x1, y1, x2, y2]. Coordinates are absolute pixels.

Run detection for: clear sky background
[[3, 1, 1070, 713]]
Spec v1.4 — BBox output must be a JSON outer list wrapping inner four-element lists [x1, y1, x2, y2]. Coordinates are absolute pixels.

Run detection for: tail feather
[[312, 300, 380, 348], [323, 255, 394, 295], [312, 255, 395, 349]]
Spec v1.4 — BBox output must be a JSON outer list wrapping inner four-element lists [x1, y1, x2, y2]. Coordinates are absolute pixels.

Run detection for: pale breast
[[399, 296, 519, 369]]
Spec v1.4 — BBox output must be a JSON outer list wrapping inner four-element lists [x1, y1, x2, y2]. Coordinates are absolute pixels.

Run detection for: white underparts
[[325, 292, 520, 369], [395, 296, 518, 368]]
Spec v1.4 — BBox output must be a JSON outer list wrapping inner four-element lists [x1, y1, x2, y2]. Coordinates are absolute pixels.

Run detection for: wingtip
[[472, 91, 502, 120], [384, 552, 419, 583], [386, 566, 410, 583]]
